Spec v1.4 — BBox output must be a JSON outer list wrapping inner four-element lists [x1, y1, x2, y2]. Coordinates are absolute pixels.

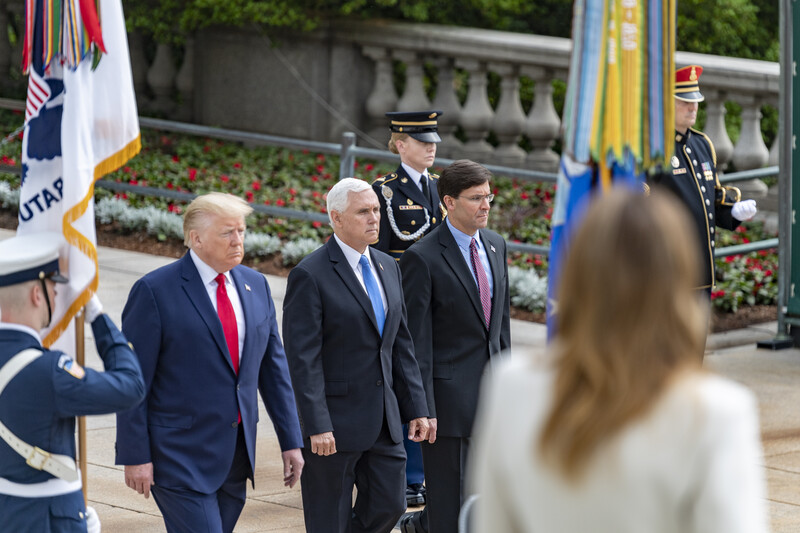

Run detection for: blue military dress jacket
[[0, 315, 145, 531]]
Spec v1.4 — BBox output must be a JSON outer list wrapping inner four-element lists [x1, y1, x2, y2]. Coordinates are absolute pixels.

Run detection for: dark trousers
[[151, 425, 250, 533], [300, 421, 407, 533], [418, 436, 470, 533], [403, 424, 425, 485]]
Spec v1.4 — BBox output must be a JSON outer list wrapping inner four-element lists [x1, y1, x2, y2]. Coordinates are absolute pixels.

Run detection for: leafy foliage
[[121, 0, 777, 65]]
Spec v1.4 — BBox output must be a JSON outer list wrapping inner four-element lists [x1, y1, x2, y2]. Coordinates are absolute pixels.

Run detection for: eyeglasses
[[458, 193, 495, 204]]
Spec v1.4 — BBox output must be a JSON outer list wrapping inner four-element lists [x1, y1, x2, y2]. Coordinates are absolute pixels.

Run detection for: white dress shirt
[[333, 234, 387, 312], [190, 250, 245, 358], [401, 162, 428, 192]]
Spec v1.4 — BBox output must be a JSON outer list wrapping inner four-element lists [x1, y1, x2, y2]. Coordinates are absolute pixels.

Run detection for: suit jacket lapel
[[327, 239, 381, 334], [370, 249, 395, 327], [438, 225, 485, 326], [230, 267, 253, 369], [180, 255, 235, 373]]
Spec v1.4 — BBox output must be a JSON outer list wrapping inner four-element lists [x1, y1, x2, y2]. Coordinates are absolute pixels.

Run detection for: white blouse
[[470, 356, 769, 533]]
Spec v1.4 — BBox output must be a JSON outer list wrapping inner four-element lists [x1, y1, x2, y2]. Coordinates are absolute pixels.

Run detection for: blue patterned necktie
[[360, 254, 385, 336]]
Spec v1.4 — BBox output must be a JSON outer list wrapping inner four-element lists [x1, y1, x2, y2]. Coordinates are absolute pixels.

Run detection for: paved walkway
[[2, 229, 799, 531]]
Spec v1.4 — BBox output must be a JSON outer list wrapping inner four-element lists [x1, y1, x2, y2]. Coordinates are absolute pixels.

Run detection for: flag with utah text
[[19, 0, 140, 347]]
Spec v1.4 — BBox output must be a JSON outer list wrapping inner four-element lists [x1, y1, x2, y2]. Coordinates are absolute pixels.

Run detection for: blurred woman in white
[[470, 189, 768, 533]]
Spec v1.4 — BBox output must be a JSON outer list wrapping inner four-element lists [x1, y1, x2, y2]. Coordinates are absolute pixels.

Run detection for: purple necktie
[[470, 238, 491, 329]]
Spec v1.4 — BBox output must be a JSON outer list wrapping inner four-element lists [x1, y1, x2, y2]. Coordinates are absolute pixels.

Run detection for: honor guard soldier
[[0, 233, 145, 532], [372, 110, 447, 261], [649, 65, 757, 291]]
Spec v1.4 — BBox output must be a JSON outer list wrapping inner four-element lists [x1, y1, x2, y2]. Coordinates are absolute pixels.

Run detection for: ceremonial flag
[[546, 0, 675, 338], [18, 0, 140, 348]]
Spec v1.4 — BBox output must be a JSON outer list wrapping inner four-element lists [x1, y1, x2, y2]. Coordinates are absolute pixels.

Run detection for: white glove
[[86, 505, 101, 533], [731, 199, 757, 221], [84, 295, 104, 323]]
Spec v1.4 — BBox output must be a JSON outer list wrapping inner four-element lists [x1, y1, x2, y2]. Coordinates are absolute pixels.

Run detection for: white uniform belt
[[0, 348, 80, 483], [0, 474, 82, 498]]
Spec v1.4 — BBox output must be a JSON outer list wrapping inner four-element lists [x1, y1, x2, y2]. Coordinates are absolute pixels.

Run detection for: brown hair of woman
[[540, 188, 707, 479]]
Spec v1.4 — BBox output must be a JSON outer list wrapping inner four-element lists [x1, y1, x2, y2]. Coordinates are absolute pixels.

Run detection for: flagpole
[[75, 311, 88, 506]]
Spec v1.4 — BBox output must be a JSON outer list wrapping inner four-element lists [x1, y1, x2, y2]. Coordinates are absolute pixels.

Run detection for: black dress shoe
[[398, 510, 424, 533], [406, 483, 426, 506]]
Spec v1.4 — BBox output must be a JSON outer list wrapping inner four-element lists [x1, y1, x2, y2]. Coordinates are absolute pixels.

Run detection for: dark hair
[[438, 159, 492, 203]]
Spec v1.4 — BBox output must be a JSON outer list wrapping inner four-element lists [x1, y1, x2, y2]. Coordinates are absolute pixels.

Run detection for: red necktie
[[215, 273, 240, 374], [470, 238, 492, 330]]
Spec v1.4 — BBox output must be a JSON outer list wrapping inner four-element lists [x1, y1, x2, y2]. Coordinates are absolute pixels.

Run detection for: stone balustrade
[[0, 8, 780, 183]]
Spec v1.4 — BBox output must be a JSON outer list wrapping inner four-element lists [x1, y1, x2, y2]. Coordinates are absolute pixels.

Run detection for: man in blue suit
[[116, 192, 304, 533], [283, 178, 430, 533], [0, 232, 145, 532]]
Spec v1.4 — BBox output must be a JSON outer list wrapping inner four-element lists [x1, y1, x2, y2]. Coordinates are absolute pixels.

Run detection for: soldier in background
[[371, 110, 446, 508], [372, 111, 447, 261], [651, 64, 757, 292]]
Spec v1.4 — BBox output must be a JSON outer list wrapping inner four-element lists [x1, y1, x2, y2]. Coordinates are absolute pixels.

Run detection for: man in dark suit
[[398, 160, 511, 533], [283, 178, 430, 533], [115, 192, 304, 533], [372, 110, 445, 507]]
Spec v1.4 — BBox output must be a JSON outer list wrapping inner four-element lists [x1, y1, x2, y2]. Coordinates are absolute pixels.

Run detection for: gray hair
[[326, 178, 372, 226], [183, 192, 253, 247]]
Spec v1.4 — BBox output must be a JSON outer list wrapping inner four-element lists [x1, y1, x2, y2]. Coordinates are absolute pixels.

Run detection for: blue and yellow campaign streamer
[[546, 0, 675, 338]]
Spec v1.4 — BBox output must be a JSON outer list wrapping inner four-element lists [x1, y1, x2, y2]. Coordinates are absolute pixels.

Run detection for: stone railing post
[[454, 58, 493, 158], [0, 7, 10, 93], [146, 43, 176, 115], [7, 0, 24, 94], [363, 46, 398, 143], [702, 90, 734, 171], [430, 56, 462, 157], [394, 50, 431, 111], [524, 67, 561, 172], [732, 95, 769, 171], [489, 63, 526, 166], [127, 31, 149, 108], [767, 101, 779, 167], [731, 94, 769, 198], [175, 37, 195, 121]]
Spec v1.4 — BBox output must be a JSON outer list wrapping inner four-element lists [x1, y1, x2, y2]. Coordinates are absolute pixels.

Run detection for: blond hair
[[183, 192, 253, 247], [540, 189, 705, 479], [387, 132, 409, 154]]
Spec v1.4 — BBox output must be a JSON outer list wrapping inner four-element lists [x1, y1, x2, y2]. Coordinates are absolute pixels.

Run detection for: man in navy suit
[[283, 178, 430, 533], [116, 192, 304, 533], [398, 160, 511, 533]]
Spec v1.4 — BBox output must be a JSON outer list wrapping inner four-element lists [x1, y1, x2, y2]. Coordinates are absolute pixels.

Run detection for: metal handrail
[[0, 100, 780, 258]]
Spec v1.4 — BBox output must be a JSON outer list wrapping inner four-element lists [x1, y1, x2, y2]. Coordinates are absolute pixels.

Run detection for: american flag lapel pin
[[245, 284, 251, 292], [379, 262, 384, 271]]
